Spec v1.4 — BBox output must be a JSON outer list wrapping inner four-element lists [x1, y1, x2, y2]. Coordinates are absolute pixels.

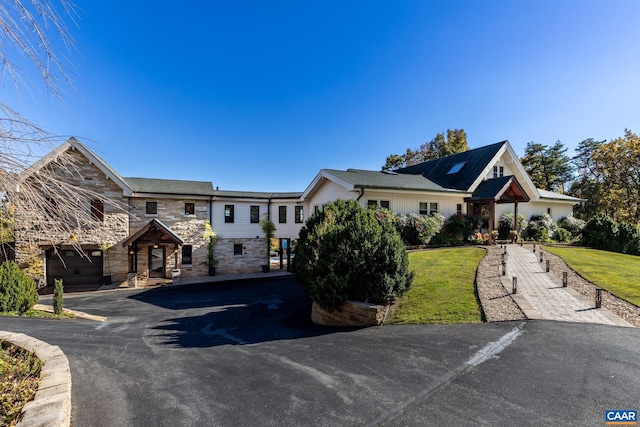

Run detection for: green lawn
[[387, 247, 485, 324], [543, 246, 640, 306]]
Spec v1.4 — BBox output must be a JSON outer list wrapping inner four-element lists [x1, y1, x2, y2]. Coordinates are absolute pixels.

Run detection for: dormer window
[[447, 162, 466, 175]]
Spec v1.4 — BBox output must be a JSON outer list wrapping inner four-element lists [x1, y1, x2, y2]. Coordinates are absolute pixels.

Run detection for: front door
[[149, 246, 165, 278]]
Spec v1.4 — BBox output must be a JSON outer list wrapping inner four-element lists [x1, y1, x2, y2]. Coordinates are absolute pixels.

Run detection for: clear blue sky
[[5, 1, 640, 192]]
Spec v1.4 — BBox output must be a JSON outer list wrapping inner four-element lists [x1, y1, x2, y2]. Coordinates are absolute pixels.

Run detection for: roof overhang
[[122, 219, 183, 247], [465, 176, 530, 204]]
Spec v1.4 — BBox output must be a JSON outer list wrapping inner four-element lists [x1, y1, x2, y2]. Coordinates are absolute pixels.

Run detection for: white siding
[[307, 179, 356, 212], [362, 190, 467, 219], [212, 200, 268, 239], [211, 199, 305, 239]]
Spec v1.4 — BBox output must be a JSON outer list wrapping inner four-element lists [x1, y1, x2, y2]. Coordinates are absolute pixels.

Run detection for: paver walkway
[[504, 245, 633, 327]]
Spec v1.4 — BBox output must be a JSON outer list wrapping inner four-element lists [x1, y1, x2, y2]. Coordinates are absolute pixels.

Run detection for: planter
[[311, 301, 396, 327], [261, 265, 270, 273], [208, 266, 216, 276], [103, 275, 111, 286]]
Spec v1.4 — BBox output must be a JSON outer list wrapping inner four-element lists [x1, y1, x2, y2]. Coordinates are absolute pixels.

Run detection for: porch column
[[489, 201, 496, 242], [514, 202, 519, 234]]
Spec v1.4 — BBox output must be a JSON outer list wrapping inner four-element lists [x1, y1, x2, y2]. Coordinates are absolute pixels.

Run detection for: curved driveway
[[3, 278, 639, 426]]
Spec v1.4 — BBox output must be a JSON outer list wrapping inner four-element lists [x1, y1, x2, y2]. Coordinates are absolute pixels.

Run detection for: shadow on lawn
[[129, 277, 355, 348]]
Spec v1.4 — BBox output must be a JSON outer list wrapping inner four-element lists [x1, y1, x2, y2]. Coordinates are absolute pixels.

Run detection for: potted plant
[[260, 214, 276, 273], [203, 221, 218, 275]]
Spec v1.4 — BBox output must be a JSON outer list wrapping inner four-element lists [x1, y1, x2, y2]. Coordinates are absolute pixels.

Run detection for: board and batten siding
[[361, 190, 468, 218], [211, 199, 304, 239], [306, 179, 356, 213]]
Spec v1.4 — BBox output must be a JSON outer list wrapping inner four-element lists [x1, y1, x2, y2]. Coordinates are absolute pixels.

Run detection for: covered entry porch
[[121, 219, 184, 284], [465, 176, 530, 240]]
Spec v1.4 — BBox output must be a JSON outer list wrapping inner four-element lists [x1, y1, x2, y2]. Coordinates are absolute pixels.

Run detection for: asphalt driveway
[[2, 277, 639, 426]]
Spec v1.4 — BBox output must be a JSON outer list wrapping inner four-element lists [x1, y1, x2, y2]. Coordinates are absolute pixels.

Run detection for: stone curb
[[32, 304, 107, 322], [0, 331, 72, 427]]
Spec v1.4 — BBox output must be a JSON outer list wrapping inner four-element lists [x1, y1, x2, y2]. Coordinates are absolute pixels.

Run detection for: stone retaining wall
[[311, 301, 393, 327], [0, 331, 72, 427]]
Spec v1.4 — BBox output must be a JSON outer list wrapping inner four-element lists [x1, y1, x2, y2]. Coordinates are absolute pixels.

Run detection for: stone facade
[[311, 301, 394, 327], [128, 197, 209, 281], [215, 238, 268, 274], [14, 149, 130, 285]]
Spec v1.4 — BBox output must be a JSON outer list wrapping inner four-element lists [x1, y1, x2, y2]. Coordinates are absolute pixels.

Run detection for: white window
[[419, 202, 438, 215], [368, 200, 390, 209], [493, 166, 504, 178]]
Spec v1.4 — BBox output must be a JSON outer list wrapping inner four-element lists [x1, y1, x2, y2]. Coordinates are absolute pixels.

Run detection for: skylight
[[447, 162, 466, 175]]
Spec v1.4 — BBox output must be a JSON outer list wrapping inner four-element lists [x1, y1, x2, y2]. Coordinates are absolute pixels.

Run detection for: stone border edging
[[0, 331, 71, 427]]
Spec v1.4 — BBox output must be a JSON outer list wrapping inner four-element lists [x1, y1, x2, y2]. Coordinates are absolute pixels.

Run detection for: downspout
[[356, 187, 365, 202], [209, 195, 214, 225]]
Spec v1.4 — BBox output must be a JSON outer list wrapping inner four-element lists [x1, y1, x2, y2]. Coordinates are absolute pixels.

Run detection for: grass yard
[[543, 246, 640, 306], [387, 247, 485, 324]]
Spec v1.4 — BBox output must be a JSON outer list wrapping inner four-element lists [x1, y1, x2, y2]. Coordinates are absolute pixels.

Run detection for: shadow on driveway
[[128, 277, 355, 348]]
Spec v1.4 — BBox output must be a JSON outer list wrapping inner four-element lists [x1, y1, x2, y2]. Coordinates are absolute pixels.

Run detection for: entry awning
[[465, 176, 530, 204], [122, 218, 184, 247]]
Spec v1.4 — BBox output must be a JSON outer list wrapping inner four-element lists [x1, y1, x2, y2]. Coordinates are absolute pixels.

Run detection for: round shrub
[[0, 261, 39, 314], [293, 199, 414, 312], [524, 213, 557, 242], [396, 213, 444, 246], [557, 216, 585, 237]]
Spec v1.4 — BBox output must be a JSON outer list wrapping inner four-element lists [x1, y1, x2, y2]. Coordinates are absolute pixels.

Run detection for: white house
[[13, 138, 583, 289]]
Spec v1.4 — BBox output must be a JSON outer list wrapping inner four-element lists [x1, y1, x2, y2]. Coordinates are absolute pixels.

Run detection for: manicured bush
[[0, 261, 38, 314], [554, 227, 572, 243], [53, 278, 64, 315], [433, 214, 478, 246], [395, 213, 444, 246], [294, 199, 414, 312], [524, 213, 557, 242], [557, 216, 586, 237]]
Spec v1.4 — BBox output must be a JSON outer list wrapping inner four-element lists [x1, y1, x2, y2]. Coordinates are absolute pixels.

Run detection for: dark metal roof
[[124, 177, 215, 196], [395, 141, 507, 191]]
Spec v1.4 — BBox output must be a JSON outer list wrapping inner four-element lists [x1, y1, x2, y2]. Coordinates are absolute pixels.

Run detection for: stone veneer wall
[[311, 301, 394, 327], [14, 149, 130, 285], [215, 238, 267, 274], [127, 198, 209, 281]]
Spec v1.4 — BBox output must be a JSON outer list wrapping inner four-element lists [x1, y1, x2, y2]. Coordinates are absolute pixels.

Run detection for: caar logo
[[605, 410, 637, 425]]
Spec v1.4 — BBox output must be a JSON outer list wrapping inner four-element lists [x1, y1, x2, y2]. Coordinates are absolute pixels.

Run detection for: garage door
[[46, 249, 103, 288]]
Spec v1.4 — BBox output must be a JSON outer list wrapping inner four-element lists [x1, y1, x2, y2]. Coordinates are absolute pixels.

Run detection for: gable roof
[[466, 176, 530, 203], [121, 218, 183, 247], [19, 137, 134, 196], [395, 141, 508, 191], [124, 177, 215, 196]]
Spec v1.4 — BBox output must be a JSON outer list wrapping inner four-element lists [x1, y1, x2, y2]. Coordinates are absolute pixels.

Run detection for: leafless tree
[[0, 1, 125, 264]]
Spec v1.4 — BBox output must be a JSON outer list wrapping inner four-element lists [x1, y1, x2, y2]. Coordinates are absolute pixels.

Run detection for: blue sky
[[5, 1, 640, 191]]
